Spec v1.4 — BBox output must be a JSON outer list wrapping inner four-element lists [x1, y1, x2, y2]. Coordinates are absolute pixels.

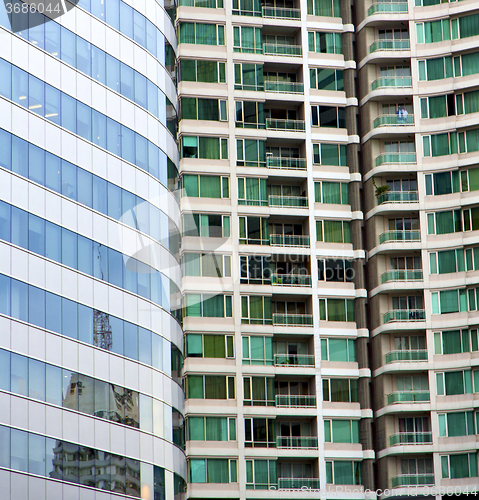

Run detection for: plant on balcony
[[372, 178, 390, 198]]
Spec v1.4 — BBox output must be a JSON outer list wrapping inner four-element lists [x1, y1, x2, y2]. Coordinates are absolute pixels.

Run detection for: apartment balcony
[[273, 354, 315, 367], [387, 391, 430, 405], [278, 478, 320, 489], [391, 474, 434, 488], [276, 436, 318, 449], [271, 273, 311, 287], [269, 195, 308, 208], [381, 270, 423, 284], [276, 395, 316, 407], [371, 77, 412, 91], [270, 234, 310, 247], [378, 231, 420, 245], [272, 313, 313, 326], [267, 156, 307, 170], [389, 432, 432, 446], [373, 114, 414, 128], [262, 6, 301, 19], [377, 191, 418, 204], [375, 153, 416, 167], [385, 349, 428, 363], [264, 81, 304, 94], [263, 43, 302, 57], [266, 118, 305, 131], [370, 39, 410, 53], [367, 1, 408, 16], [383, 309, 425, 323]]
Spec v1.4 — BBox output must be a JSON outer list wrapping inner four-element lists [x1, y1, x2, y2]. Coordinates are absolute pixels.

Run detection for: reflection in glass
[[11, 428, 28, 472], [11, 353, 28, 396], [29, 432, 46, 476], [29, 358, 46, 401]]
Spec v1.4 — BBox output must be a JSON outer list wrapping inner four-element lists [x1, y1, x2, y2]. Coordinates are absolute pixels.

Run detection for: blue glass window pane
[[11, 352, 28, 396], [135, 134, 148, 171], [0, 426, 10, 468], [157, 32, 166, 66], [11, 207, 28, 249], [110, 315, 124, 356], [137, 263, 151, 301], [77, 168, 92, 207], [148, 142, 159, 179], [92, 175, 108, 215], [29, 432, 46, 476], [62, 228, 78, 269], [121, 126, 135, 164], [45, 152, 61, 192], [134, 72, 147, 109], [78, 235, 93, 275], [44, 20, 60, 58], [61, 160, 77, 200], [122, 189, 136, 222], [45, 222, 61, 263], [28, 214, 45, 256], [149, 205, 160, 243], [0, 274, 10, 316], [0, 59, 12, 99], [150, 271, 161, 306], [29, 143, 45, 185], [11, 135, 28, 178], [158, 94, 167, 125], [78, 303, 93, 344], [159, 211, 168, 248], [159, 152, 168, 187], [61, 93, 77, 134], [91, 0, 105, 21], [11, 0, 26, 37], [29, 358, 45, 401], [92, 110, 107, 149], [0, 129, 11, 170], [162, 273, 170, 310], [44, 84, 60, 125], [12, 66, 28, 107], [29, 285, 45, 328], [105, 0, 120, 30], [28, 75, 44, 116], [60, 26, 75, 66], [62, 370, 78, 411], [76, 37, 91, 76], [123, 322, 138, 361], [0, 349, 10, 391], [106, 117, 121, 156], [93, 242, 109, 281], [119, 2, 133, 39], [135, 196, 149, 235], [147, 81, 158, 118], [108, 248, 123, 288], [45, 291, 62, 333], [0, 201, 11, 243], [76, 101, 92, 142], [139, 327, 152, 365], [28, 13, 45, 51], [0, 0, 10, 28], [11, 429, 28, 473], [76, 0, 90, 10], [123, 256, 138, 294], [91, 45, 106, 85], [45, 363, 62, 406], [133, 10, 146, 47], [120, 63, 134, 101], [146, 20, 157, 57], [62, 297, 78, 339], [151, 333, 163, 371], [106, 54, 120, 93], [107, 182, 122, 220]]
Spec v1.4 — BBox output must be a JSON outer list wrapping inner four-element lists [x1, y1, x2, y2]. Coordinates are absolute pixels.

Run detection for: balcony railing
[[375, 153, 416, 166], [262, 6, 301, 18], [238, 198, 268, 206], [383, 309, 425, 323], [381, 269, 423, 283], [276, 395, 316, 407], [391, 474, 434, 488], [269, 195, 308, 208], [387, 391, 430, 405], [270, 234, 310, 247], [276, 436, 318, 449], [389, 432, 432, 446], [266, 118, 305, 131], [368, 1, 408, 15], [267, 156, 307, 170], [370, 39, 410, 53], [278, 478, 320, 489], [379, 230, 420, 244], [263, 43, 302, 56], [274, 354, 315, 367], [377, 191, 418, 204], [385, 349, 428, 363], [264, 80, 304, 94], [272, 313, 313, 326], [233, 45, 263, 54], [373, 114, 415, 128], [371, 77, 412, 91], [271, 273, 312, 286]]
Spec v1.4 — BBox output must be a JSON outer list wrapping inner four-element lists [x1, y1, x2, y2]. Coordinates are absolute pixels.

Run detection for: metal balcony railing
[[278, 478, 320, 489], [389, 432, 432, 446], [373, 114, 414, 128], [370, 39, 410, 53], [264, 81, 304, 94], [276, 436, 318, 449], [379, 230, 420, 244], [271, 274, 312, 286], [266, 118, 305, 131], [272, 313, 313, 326], [387, 391, 430, 405], [262, 6, 301, 18], [371, 76, 412, 91], [375, 153, 416, 166], [385, 349, 427, 363], [381, 269, 423, 283], [268, 195, 308, 208], [391, 474, 434, 488], [263, 43, 302, 56], [270, 234, 310, 247], [377, 191, 418, 204], [368, 1, 408, 15], [273, 354, 315, 367], [276, 394, 316, 407], [266, 156, 307, 169], [383, 309, 425, 322]]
